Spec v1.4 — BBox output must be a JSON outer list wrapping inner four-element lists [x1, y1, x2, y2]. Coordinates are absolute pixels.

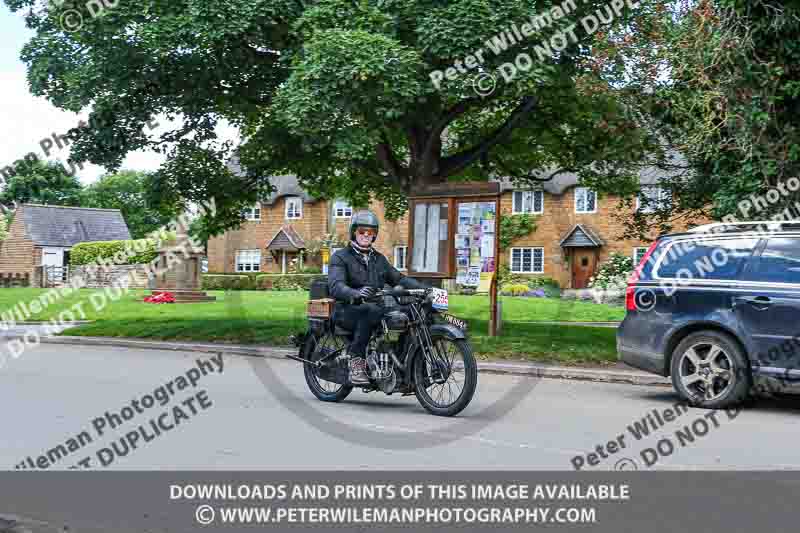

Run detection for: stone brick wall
[[71, 264, 154, 289], [0, 208, 37, 276]]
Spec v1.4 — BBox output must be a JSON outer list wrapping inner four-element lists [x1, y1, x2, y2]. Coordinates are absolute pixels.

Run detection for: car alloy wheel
[[678, 342, 736, 402]]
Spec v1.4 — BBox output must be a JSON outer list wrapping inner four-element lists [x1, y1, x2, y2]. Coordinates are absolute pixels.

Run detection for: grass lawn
[[0, 289, 622, 364]]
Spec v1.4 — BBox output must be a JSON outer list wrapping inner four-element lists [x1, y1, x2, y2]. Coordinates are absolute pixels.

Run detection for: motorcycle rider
[[328, 210, 428, 385]]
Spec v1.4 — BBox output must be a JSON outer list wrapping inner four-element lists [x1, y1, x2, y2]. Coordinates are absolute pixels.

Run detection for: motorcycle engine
[[367, 340, 397, 394]]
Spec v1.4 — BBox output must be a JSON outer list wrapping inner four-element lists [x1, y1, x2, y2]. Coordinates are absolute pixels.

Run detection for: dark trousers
[[336, 303, 384, 357]]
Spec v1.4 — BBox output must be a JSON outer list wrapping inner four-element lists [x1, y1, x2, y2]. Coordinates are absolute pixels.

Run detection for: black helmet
[[349, 210, 380, 242]]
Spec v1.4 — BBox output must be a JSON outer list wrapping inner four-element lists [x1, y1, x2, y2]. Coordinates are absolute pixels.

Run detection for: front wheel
[[414, 334, 477, 416]]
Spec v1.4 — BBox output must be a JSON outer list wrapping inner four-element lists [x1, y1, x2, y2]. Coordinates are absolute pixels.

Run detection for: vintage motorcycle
[[290, 286, 477, 417]]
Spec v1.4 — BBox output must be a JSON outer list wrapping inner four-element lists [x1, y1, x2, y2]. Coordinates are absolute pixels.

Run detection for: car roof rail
[[687, 221, 800, 234]]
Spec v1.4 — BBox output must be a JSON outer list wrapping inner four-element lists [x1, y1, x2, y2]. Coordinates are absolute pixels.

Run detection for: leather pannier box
[[307, 298, 334, 319]]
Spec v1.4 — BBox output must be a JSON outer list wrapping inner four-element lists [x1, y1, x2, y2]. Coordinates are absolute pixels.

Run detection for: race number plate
[[441, 313, 468, 331], [430, 288, 449, 311]]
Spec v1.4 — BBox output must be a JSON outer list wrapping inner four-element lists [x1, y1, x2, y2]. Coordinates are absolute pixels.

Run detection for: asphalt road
[[2, 341, 800, 471]]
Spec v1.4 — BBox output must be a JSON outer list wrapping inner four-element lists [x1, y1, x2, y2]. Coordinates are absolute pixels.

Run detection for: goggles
[[356, 227, 376, 236]]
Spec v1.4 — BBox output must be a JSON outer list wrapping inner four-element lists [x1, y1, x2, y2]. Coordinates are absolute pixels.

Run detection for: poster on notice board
[[456, 201, 496, 286]]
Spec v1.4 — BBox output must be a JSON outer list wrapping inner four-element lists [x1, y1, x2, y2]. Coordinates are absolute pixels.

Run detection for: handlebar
[[364, 287, 431, 302]]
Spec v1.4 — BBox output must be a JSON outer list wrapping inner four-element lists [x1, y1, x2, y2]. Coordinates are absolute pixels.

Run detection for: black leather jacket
[[328, 244, 426, 306]]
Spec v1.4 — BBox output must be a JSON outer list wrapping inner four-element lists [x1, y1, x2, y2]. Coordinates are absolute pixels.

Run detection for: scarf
[[350, 240, 374, 266]]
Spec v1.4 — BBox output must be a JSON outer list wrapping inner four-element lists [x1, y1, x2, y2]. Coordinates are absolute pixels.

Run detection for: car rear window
[[741, 237, 800, 284], [655, 238, 758, 281]]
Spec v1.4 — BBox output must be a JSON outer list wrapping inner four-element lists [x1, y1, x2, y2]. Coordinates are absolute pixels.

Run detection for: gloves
[[358, 286, 377, 300], [346, 286, 377, 304]]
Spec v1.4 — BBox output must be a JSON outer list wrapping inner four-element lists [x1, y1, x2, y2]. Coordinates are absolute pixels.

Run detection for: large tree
[[614, 0, 800, 238], [0, 159, 84, 208], [80, 170, 177, 238], [6, 0, 665, 236]]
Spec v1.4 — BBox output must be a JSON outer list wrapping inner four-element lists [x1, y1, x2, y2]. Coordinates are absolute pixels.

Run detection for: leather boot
[[349, 357, 370, 385]]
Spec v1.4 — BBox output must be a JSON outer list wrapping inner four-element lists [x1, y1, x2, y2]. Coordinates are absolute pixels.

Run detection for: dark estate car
[[618, 221, 800, 408]]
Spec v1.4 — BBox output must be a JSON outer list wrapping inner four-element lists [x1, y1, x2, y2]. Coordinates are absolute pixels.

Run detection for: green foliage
[[80, 170, 177, 239], [201, 273, 324, 291], [613, 0, 800, 238], [6, 0, 659, 234], [526, 277, 560, 289], [496, 264, 526, 286], [259, 274, 323, 291], [499, 214, 537, 251], [0, 213, 8, 242], [497, 265, 557, 286], [500, 283, 530, 296], [305, 233, 349, 255], [589, 253, 633, 290], [201, 275, 256, 291], [69, 239, 159, 266], [0, 159, 83, 208], [500, 276, 560, 297]]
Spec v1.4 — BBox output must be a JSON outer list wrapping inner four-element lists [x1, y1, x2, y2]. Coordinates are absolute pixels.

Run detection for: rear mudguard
[[294, 330, 349, 384]]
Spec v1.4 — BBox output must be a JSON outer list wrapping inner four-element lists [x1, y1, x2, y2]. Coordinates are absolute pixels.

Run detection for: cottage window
[[285, 196, 303, 219], [512, 190, 544, 214], [242, 203, 261, 221], [575, 187, 597, 214], [236, 249, 261, 272], [637, 186, 671, 213], [633, 247, 650, 267], [333, 200, 353, 218], [510, 247, 544, 274]]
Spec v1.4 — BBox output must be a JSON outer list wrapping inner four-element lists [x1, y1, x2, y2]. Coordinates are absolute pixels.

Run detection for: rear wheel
[[303, 331, 353, 402], [670, 330, 750, 408], [414, 334, 477, 416]]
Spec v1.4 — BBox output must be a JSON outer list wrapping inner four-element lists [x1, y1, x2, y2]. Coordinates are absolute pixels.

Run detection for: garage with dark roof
[[0, 204, 132, 283]]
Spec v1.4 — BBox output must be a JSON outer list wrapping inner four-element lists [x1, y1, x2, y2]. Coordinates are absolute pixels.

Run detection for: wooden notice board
[[408, 182, 501, 336]]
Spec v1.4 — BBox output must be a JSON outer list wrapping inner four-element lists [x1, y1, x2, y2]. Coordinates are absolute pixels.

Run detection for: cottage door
[[42, 247, 67, 285], [571, 249, 597, 289], [41, 247, 64, 268]]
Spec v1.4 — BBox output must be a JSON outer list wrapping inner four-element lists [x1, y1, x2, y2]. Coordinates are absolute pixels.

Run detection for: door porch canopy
[[266, 226, 306, 274], [559, 224, 604, 248]]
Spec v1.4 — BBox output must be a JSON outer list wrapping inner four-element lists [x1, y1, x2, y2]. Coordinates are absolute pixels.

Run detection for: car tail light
[[626, 241, 659, 311]]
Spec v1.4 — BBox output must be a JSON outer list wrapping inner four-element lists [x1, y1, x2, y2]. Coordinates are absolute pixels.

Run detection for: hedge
[[201, 275, 255, 290], [201, 274, 324, 291], [69, 238, 158, 266]]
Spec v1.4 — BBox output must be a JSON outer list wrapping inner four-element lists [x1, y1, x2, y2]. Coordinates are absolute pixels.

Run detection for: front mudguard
[[411, 324, 466, 387], [428, 323, 467, 341]]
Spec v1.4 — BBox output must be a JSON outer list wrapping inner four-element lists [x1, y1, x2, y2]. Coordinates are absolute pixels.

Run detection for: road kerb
[[26, 335, 669, 387]]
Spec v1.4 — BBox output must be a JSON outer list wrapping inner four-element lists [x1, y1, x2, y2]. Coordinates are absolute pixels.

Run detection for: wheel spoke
[[310, 332, 345, 394], [704, 381, 715, 400], [716, 369, 732, 381], [708, 345, 723, 361], [684, 347, 702, 366], [709, 355, 727, 374], [418, 338, 470, 408], [682, 372, 703, 388]]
